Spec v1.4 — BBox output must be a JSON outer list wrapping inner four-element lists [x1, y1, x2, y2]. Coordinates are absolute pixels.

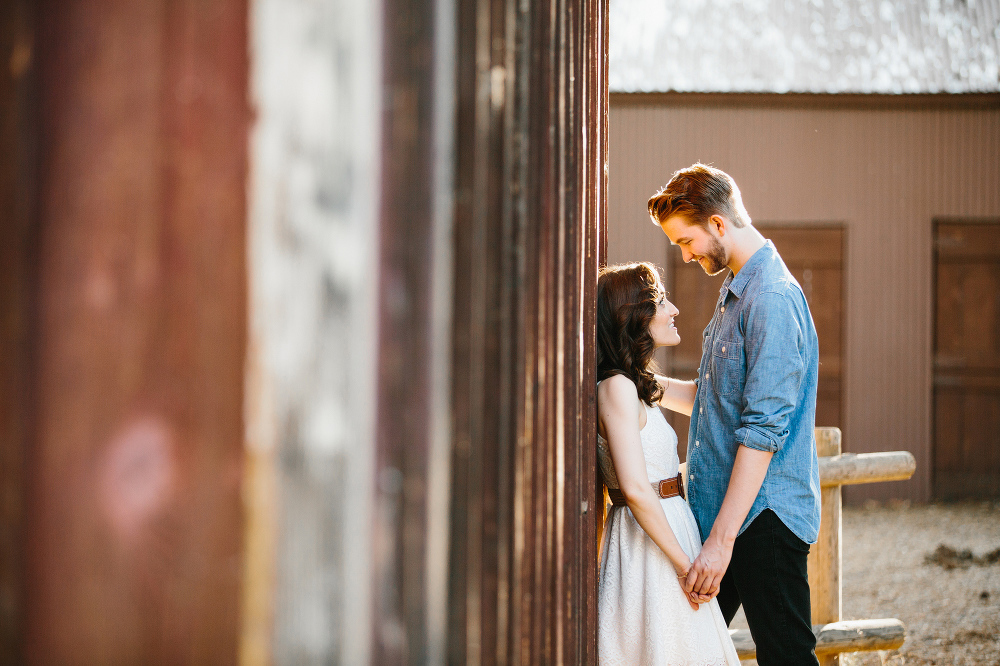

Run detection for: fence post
[[808, 427, 843, 666]]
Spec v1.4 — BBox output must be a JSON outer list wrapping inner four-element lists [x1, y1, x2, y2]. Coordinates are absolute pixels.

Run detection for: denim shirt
[[686, 240, 821, 545]]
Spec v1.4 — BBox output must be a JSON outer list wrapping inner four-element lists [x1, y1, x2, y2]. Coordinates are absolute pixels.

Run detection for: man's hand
[[682, 534, 733, 602]]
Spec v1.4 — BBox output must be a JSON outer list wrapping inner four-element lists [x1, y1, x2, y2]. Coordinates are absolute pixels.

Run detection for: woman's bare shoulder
[[598, 374, 640, 413]]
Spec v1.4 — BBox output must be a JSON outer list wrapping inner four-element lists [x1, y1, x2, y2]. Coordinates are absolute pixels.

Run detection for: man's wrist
[[708, 523, 739, 548]]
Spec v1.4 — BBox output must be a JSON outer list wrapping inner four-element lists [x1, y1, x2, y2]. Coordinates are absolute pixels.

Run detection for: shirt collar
[[724, 240, 775, 299]]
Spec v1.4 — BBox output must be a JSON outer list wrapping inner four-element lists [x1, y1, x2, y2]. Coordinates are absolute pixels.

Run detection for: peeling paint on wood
[[244, 0, 383, 663]]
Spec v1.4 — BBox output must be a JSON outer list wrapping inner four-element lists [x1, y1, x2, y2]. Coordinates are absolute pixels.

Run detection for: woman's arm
[[599, 375, 700, 611], [654, 374, 697, 416]]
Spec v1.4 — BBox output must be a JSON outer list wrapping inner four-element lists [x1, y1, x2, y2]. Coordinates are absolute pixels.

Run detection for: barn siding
[[608, 94, 1000, 503], [244, 0, 388, 662], [24, 1, 249, 662], [0, 2, 36, 660], [447, 0, 606, 662]]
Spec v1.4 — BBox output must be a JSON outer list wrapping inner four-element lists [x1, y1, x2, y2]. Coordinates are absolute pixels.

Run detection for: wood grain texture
[[810, 428, 843, 666], [372, 0, 441, 660], [447, 0, 606, 662], [24, 2, 248, 662], [244, 0, 384, 663], [818, 452, 917, 487], [730, 618, 906, 661], [0, 1, 37, 662], [933, 221, 1000, 499]]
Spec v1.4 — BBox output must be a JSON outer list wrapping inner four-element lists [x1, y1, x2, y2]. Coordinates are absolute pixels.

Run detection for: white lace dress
[[598, 400, 740, 666]]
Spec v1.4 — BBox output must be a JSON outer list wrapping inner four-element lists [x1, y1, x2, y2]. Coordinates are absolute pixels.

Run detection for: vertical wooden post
[[0, 2, 36, 661], [808, 427, 842, 666], [26, 2, 249, 662], [447, 0, 606, 661]]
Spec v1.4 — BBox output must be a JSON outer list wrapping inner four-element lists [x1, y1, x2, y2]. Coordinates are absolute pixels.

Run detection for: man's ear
[[709, 214, 727, 237]]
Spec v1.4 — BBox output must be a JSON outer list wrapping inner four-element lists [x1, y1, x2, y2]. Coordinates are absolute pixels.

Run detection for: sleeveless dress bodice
[[597, 401, 679, 491], [597, 393, 740, 666]]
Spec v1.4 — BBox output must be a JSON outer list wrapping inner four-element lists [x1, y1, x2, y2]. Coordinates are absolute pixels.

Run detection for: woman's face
[[648, 285, 681, 347]]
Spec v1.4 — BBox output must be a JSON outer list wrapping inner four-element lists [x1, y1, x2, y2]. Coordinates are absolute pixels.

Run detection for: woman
[[597, 262, 739, 665]]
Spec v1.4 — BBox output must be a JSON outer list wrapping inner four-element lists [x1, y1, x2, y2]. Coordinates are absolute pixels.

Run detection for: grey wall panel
[[608, 96, 1000, 502], [246, 0, 382, 662]]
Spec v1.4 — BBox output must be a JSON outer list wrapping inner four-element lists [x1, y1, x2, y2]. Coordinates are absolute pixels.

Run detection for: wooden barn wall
[[23, 1, 249, 663], [371, 0, 455, 660], [447, 0, 607, 662], [242, 0, 390, 663], [607, 94, 1000, 504], [0, 1, 37, 661]]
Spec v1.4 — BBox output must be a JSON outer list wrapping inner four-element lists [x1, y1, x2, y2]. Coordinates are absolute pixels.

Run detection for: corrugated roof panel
[[611, 0, 1000, 93]]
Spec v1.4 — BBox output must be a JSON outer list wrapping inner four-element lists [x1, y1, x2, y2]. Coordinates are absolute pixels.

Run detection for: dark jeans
[[717, 509, 819, 666]]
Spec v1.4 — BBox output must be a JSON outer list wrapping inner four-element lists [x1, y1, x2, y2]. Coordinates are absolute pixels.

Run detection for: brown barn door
[[933, 222, 1000, 500], [665, 226, 844, 461]]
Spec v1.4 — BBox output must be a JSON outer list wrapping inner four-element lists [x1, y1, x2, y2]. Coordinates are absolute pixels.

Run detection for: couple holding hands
[[596, 164, 822, 665]]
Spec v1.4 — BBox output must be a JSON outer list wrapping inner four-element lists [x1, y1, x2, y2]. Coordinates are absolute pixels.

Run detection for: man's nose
[[681, 248, 694, 263]]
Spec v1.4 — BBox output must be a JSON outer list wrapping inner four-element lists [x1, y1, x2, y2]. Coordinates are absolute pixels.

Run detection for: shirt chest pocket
[[710, 337, 744, 397]]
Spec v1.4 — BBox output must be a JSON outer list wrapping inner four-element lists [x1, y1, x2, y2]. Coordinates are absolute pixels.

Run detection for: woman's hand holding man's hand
[[675, 563, 702, 612], [681, 535, 733, 605]]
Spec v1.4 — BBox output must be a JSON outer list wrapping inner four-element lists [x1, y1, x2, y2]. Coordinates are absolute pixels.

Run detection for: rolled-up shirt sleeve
[[735, 289, 805, 453]]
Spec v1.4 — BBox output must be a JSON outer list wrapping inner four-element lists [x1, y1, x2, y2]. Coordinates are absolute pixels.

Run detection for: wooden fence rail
[[818, 451, 916, 487], [806, 428, 915, 665], [730, 618, 906, 660], [668, 429, 914, 664], [680, 429, 916, 664]]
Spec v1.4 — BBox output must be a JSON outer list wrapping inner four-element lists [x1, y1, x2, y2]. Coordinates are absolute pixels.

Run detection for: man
[[649, 164, 821, 665]]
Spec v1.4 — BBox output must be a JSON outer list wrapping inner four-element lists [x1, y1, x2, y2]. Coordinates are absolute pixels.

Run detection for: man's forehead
[[660, 214, 702, 244]]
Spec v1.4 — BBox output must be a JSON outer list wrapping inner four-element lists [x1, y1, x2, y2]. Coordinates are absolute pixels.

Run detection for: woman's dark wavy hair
[[596, 262, 664, 405]]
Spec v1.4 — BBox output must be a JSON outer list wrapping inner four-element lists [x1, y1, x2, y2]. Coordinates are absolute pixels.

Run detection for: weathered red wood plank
[[24, 2, 248, 662]]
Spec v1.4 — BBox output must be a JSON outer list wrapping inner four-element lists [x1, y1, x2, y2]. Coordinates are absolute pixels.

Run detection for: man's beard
[[698, 236, 728, 275]]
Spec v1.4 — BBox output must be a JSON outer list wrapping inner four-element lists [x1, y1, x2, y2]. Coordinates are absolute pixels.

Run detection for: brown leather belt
[[607, 473, 685, 507]]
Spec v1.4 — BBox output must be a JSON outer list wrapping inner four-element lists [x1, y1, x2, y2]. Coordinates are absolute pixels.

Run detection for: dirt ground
[[732, 501, 1000, 665]]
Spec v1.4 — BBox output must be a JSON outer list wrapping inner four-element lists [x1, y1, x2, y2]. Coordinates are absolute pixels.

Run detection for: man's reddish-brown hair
[[647, 163, 750, 230]]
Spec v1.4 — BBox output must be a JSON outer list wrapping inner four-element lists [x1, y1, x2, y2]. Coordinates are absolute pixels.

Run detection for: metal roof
[[610, 0, 1000, 93]]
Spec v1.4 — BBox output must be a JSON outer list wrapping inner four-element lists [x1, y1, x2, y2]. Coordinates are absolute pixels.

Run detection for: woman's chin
[[654, 331, 682, 347]]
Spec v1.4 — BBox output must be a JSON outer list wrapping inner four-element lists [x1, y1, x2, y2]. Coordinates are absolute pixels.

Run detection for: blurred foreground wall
[[0, 0, 608, 663], [241, 0, 384, 662], [19, 0, 249, 662]]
